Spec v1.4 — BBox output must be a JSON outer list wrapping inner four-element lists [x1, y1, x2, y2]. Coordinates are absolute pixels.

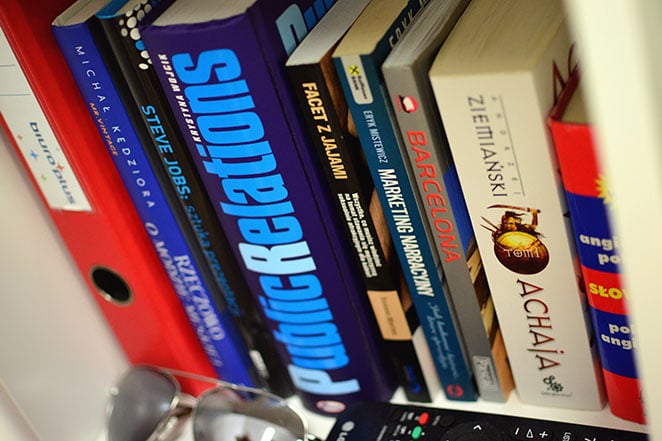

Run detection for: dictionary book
[[141, 0, 397, 414], [550, 73, 644, 422], [0, 0, 216, 394], [429, 0, 606, 409], [51, 0, 263, 388], [381, 0, 514, 402], [333, 0, 478, 401], [286, 0, 438, 403]]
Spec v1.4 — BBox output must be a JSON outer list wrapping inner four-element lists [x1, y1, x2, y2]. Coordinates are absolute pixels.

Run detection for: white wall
[[0, 129, 128, 441]]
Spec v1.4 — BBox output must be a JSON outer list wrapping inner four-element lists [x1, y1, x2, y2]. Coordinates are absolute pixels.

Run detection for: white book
[[429, 0, 606, 409]]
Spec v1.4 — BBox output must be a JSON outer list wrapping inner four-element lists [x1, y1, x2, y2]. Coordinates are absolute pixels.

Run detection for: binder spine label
[[0, 28, 91, 212]]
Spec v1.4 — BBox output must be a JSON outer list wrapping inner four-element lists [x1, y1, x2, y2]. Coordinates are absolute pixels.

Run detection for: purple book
[[141, 0, 396, 415]]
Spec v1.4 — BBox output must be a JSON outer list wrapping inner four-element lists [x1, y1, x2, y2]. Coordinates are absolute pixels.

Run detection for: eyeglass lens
[[107, 366, 182, 441], [107, 366, 309, 441], [193, 387, 306, 441]]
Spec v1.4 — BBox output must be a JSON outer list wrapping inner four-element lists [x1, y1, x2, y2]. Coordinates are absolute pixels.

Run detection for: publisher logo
[[446, 383, 464, 399], [341, 56, 373, 105], [543, 375, 564, 393], [316, 400, 347, 414], [473, 356, 498, 392], [396, 95, 418, 113]]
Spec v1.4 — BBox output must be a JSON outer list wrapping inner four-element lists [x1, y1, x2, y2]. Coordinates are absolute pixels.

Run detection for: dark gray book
[[381, 0, 513, 402]]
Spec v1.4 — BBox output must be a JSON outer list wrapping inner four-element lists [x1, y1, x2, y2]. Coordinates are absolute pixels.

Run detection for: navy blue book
[[52, 0, 262, 388], [333, 0, 478, 401], [141, 0, 397, 414]]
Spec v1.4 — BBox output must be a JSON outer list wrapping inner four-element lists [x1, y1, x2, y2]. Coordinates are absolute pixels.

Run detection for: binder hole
[[91, 267, 133, 305]]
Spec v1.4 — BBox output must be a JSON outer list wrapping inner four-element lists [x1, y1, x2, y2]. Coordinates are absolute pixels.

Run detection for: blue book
[[141, 0, 397, 414], [333, 0, 478, 401], [52, 0, 259, 387]]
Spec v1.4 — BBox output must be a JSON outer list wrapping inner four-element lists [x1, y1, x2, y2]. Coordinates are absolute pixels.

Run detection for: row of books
[[0, 0, 643, 424]]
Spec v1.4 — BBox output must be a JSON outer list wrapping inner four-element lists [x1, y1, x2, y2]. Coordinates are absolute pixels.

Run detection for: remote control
[[325, 401, 647, 441]]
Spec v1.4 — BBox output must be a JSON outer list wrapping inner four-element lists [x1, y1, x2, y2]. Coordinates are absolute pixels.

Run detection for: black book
[[286, 0, 439, 402], [93, 0, 293, 395]]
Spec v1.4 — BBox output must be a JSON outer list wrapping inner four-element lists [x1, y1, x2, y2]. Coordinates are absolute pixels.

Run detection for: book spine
[[142, 4, 396, 414], [334, 52, 477, 401], [429, 36, 606, 408], [52, 19, 256, 387], [287, 61, 433, 402], [382, 63, 512, 402], [249, 0, 402, 405], [95, 0, 294, 397], [550, 76, 643, 423]]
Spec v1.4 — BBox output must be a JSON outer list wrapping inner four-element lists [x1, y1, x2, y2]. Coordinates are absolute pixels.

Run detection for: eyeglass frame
[[105, 364, 321, 441]]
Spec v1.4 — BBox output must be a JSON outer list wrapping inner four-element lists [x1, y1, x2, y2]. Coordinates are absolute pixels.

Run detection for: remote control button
[[388, 407, 405, 422], [442, 421, 504, 441], [419, 412, 430, 425], [431, 413, 455, 428], [509, 424, 554, 440], [412, 425, 423, 439]]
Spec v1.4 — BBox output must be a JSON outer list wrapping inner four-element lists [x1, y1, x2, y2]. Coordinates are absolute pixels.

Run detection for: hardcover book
[[141, 0, 397, 414], [381, 0, 514, 403], [0, 0, 216, 395], [429, 0, 606, 409], [333, 0, 478, 401], [549, 73, 644, 423], [51, 0, 263, 389], [286, 0, 438, 403]]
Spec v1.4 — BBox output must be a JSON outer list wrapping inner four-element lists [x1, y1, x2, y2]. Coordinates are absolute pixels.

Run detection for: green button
[[412, 426, 423, 439]]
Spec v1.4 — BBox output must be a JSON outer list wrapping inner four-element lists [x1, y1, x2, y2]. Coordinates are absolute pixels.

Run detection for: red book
[[0, 0, 215, 393], [549, 72, 645, 423]]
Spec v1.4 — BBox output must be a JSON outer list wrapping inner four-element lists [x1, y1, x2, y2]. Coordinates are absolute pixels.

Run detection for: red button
[[418, 412, 429, 425]]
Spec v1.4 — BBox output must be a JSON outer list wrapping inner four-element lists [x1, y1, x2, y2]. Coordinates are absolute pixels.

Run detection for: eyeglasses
[[105, 365, 319, 441]]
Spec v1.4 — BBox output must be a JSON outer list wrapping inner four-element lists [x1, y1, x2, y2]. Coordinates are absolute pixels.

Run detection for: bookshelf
[[0, 1, 659, 440]]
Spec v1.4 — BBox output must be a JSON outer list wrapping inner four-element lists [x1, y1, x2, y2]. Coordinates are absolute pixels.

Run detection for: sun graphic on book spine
[[596, 174, 612, 206]]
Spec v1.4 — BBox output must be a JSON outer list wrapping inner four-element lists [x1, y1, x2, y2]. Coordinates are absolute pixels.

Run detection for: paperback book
[[381, 0, 514, 403], [429, 0, 606, 409], [286, 0, 438, 403], [97, 0, 294, 396], [141, 0, 398, 414], [549, 73, 644, 423], [333, 0, 478, 402], [52, 0, 262, 388]]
